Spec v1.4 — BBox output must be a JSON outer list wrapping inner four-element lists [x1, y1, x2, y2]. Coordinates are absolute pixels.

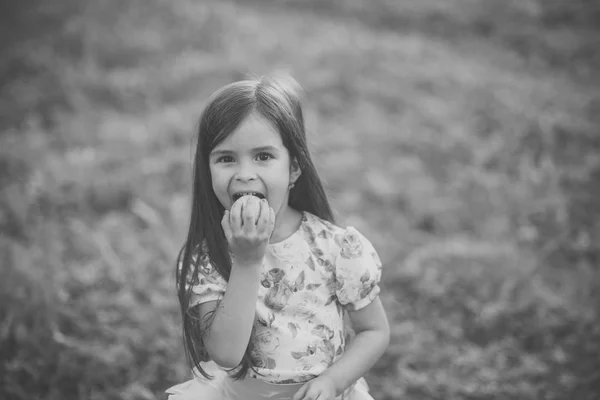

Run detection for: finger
[[297, 388, 320, 400], [291, 383, 308, 400], [221, 210, 233, 242], [255, 198, 267, 224], [256, 199, 269, 232], [229, 198, 244, 235], [242, 196, 260, 233], [306, 389, 321, 400], [246, 195, 261, 221], [238, 195, 250, 225], [310, 391, 324, 400]]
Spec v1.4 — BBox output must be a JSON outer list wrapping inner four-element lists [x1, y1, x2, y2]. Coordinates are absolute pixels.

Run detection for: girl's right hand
[[221, 195, 275, 266]]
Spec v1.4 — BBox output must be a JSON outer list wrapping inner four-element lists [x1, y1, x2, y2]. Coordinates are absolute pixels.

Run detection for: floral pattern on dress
[[188, 212, 382, 384], [261, 268, 307, 311], [335, 228, 364, 259], [178, 244, 227, 308], [250, 331, 280, 369], [189, 257, 227, 307]]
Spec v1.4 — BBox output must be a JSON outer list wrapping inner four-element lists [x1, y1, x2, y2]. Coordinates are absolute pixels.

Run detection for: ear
[[289, 157, 302, 185]]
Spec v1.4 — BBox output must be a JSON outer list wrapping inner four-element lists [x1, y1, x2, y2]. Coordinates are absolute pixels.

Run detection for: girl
[[167, 75, 389, 400]]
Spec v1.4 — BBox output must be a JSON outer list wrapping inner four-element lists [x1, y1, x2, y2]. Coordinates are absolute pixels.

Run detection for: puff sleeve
[[181, 251, 227, 308], [334, 227, 382, 311]]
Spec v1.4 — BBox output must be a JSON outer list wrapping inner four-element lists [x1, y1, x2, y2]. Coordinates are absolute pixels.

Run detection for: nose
[[233, 160, 257, 182]]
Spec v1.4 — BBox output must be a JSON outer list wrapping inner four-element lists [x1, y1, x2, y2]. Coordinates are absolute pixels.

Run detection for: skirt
[[166, 362, 374, 400]]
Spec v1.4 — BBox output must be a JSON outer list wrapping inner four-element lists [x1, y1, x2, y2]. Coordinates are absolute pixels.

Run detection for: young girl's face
[[209, 111, 300, 217]]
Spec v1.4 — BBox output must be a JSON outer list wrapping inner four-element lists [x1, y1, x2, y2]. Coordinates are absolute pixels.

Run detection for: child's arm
[[198, 196, 275, 368], [197, 260, 262, 368], [293, 296, 390, 400]]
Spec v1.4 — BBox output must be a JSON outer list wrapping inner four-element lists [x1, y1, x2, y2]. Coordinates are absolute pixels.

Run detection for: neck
[[270, 206, 302, 244]]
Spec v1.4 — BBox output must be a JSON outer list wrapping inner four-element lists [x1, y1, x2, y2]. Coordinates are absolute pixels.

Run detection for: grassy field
[[1, 0, 599, 399]]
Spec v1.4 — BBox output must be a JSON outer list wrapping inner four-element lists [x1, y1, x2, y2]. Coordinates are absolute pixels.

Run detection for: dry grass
[[1, 0, 599, 399]]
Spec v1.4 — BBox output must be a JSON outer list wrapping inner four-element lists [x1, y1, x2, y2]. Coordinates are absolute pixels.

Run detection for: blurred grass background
[[1, 0, 599, 399]]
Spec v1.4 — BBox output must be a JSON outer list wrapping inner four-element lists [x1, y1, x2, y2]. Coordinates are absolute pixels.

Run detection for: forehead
[[213, 112, 283, 151]]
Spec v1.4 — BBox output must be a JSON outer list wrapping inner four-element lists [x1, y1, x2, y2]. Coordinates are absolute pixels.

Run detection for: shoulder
[[302, 212, 377, 257], [302, 211, 345, 238], [300, 212, 343, 251]]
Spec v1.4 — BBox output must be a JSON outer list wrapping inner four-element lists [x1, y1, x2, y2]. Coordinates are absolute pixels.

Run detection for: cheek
[[265, 173, 292, 204], [210, 169, 230, 203]]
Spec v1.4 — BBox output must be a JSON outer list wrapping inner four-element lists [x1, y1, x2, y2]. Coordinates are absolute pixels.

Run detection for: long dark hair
[[176, 75, 334, 379]]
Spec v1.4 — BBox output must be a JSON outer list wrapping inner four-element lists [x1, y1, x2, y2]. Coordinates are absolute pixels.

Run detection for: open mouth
[[232, 192, 265, 202]]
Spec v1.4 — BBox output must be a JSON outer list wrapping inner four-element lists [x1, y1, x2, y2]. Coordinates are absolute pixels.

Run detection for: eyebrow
[[210, 146, 281, 156]]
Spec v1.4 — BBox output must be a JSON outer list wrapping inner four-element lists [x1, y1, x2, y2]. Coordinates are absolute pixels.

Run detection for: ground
[[1, 1, 599, 399]]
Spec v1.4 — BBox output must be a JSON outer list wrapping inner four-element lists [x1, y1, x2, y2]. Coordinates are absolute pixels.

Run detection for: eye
[[216, 155, 234, 163], [256, 152, 273, 162]]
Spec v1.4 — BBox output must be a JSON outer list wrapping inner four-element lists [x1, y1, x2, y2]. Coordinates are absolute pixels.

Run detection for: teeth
[[233, 192, 264, 201]]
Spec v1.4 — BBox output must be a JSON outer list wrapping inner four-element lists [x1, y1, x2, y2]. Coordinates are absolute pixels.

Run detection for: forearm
[[203, 262, 261, 368], [321, 328, 389, 395]]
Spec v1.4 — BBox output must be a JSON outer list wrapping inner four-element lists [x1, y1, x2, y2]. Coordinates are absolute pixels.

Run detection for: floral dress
[[168, 211, 382, 398]]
